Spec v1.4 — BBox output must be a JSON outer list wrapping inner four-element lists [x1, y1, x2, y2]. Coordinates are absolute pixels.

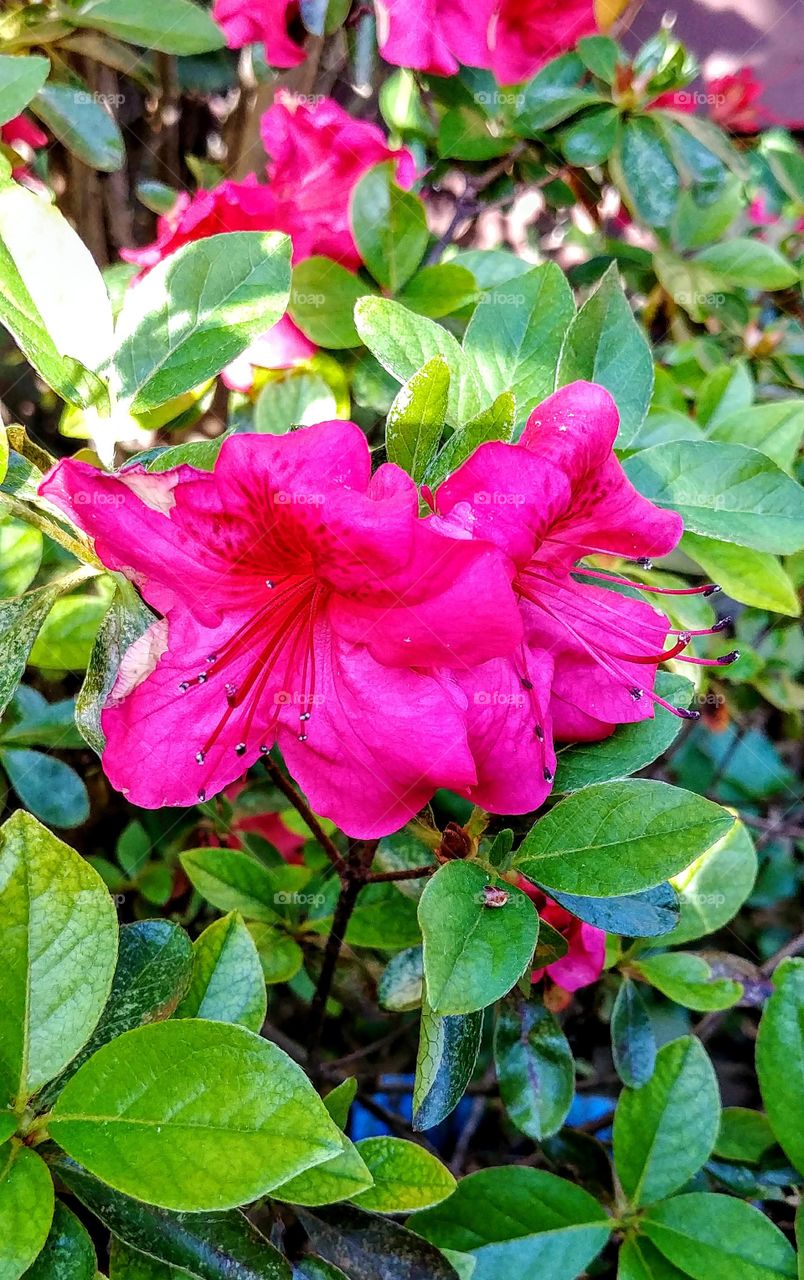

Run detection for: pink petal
[[374, 0, 461, 75], [490, 0, 597, 85], [212, 0, 306, 66], [221, 315, 316, 391], [279, 626, 476, 838]]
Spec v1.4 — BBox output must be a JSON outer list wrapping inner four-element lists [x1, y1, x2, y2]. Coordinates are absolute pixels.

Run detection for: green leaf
[[537, 882, 679, 938], [411, 1166, 611, 1280], [615, 116, 680, 227], [49, 1021, 344, 1211], [559, 105, 620, 166], [112, 232, 292, 411], [0, 55, 50, 127], [344, 882, 422, 951], [513, 54, 604, 132], [55, 1155, 291, 1279], [397, 264, 478, 319], [624, 441, 804, 554], [298, 1205, 461, 1280], [422, 391, 516, 489], [0, 1146, 54, 1280], [0, 749, 89, 829], [0, 183, 113, 408], [0, 1113, 15, 1147], [682, 533, 800, 617], [68, 0, 226, 54], [418, 862, 539, 1015], [254, 373, 338, 435], [354, 297, 481, 426], [438, 105, 514, 160], [0, 585, 85, 717], [463, 262, 575, 427], [323, 1079, 356, 1130], [611, 977, 656, 1087], [351, 1138, 456, 1213], [273, 1135, 373, 1208], [618, 1237, 688, 1280], [110, 1239, 185, 1278], [292, 1261, 350, 1280], [0, 520, 42, 599], [515, 780, 734, 897], [633, 952, 742, 1012], [31, 78, 124, 172], [756, 957, 804, 1175], [174, 912, 267, 1033], [180, 848, 284, 923], [706, 401, 804, 475], [714, 1108, 775, 1164], [385, 356, 449, 482], [556, 264, 653, 447], [613, 1036, 719, 1206], [493, 997, 574, 1140], [413, 1003, 482, 1131], [350, 163, 428, 292], [378, 946, 423, 1012], [289, 257, 372, 349], [672, 176, 744, 250], [665, 820, 757, 946], [695, 238, 799, 289], [23, 1201, 96, 1280], [642, 1193, 796, 1279], [0, 811, 117, 1106], [554, 673, 694, 792], [76, 580, 156, 753], [247, 923, 303, 985], [577, 35, 620, 82], [28, 590, 111, 672]]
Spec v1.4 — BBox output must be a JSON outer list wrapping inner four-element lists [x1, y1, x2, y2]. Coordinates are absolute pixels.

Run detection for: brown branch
[[263, 757, 348, 876], [367, 864, 435, 884]]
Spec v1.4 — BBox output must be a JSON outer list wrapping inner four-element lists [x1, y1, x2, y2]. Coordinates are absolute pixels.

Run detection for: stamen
[[235, 742, 247, 755], [678, 650, 740, 667], [606, 633, 691, 664], [543, 767, 554, 782], [574, 568, 721, 596], [198, 789, 206, 802], [670, 618, 732, 636], [195, 750, 205, 764]]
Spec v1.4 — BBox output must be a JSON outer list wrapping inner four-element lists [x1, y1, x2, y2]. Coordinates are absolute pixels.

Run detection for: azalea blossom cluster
[[41, 381, 736, 842], [212, 0, 596, 84]]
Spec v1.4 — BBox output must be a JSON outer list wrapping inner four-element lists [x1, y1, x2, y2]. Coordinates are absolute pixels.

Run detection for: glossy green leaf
[[0, 520, 42, 599], [618, 1237, 689, 1280], [682, 533, 800, 617], [536, 882, 678, 938], [633, 952, 743, 1012], [0, 1146, 54, 1280], [298, 1205, 461, 1280], [422, 391, 516, 489], [616, 116, 680, 227], [180, 848, 284, 924], [0, 55, 50, 126], [577, 35, 620, 81], [463, 262, 574, 426], [385, 356, 449, 481], [76, 580, 156, 753], [714, 1108, 775, 1164], [254, 373, 338, 435], [355, 296, 481, 426], [23, 1201, 96, 1280], [28, 589, 111, 673], [695, 238, 799, 290], [289, 257, 372, 348], [554, 674, 694, 792], [707, 401, 804, 474], [68, 0, 225, 54], [378, 946, 423, 1012], [624, 440, 804, 554], [413, 1002, 482, 1131], [665, 820, 757, 946], [0, 183, 112, 408], [513, 54, 604, 132], [611, 977, 656, 1087], [49, 1021, 344, 1211], [175, 912, 267, 1032], [273, 1134, 373, 1207], [418, 862, 538, 1015], [0, 1113, 15, 1147], [351, 1138, 456, 1213], [494, 997, 574, 1140], [322, 1079, 357, 1130], [642, 1193, 796, 1280], [411, 1166, 611, 1280], [32, 78, 124, 172], [0, 811, 117, 1106], [613, 1036, 720, 1205], [756, 957, 804, 1175], [672, 176, 744, 250], [397, 264, 478, 319], [515, 780, 734, 897], [109, 1239, 185, 1278], [344, 882, 421, 951], [350, 163, 428, 292], [292, 1261, 350, 1280], [247, 923, 303, 985], [112, 231, 291, 410], [0, 749, 89, 829], [556, 264, 653, 447], [56, 1155, 291, 1279]]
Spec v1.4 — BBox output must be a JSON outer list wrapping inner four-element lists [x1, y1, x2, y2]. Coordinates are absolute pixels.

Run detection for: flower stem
[[263, 757, 348, 876], [367, 864, 435, 883]]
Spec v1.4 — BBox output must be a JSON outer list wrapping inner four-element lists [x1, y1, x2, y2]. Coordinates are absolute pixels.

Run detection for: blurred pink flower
[[519, 881, 606, 992], [375, 0, 596, 83], [432, 382, 721, 813], [224, 783, 305, 862], [708, 69, 768, 134], [120, 178, 278, 272], [259, 91, 416, 268], [220, 316, 316, 392], [1, 114, 47, 190], [212, 0, 306, 67], [41, 422, 521, 837]]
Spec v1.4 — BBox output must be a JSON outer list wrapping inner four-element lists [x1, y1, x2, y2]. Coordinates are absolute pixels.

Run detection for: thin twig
[[367, 864, 435, 884], [263, 757, 348, 875]]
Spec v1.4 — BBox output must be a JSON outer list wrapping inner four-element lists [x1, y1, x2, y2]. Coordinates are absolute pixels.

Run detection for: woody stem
[[263, 757, 348, 876]]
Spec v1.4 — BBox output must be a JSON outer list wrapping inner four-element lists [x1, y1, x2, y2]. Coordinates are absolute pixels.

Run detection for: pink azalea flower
[[212, 0, 306, 68], [374, 0, 596, 83], [520, 881, 606, 993], [432, 382, 735, 811], [40, 422, 521, 838], [220, 315, 316, 393], [1, 114, 47, 151], [707, 69, 769, 134], [259, 91, 416, 269]]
